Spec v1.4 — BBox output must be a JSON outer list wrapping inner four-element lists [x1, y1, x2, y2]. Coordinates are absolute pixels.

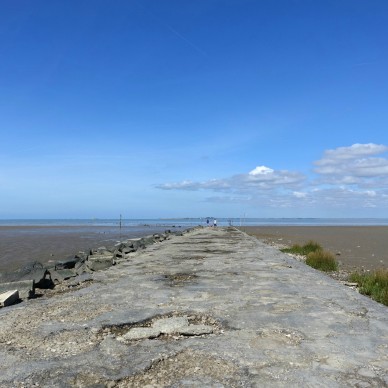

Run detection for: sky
[[1, 0, 388, 219]]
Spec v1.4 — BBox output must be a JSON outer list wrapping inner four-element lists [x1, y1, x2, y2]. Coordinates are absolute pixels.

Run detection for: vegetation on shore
[[349, 269, 388, 306], [281, 240, 338, 272], [269, 236, 388, 307]]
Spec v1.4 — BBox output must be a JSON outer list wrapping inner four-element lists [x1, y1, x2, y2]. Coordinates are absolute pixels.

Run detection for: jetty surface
[[1, 227, 387, 387]]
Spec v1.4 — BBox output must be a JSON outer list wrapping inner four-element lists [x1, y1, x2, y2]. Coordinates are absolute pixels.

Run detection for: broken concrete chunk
[[74, 260, 86, 270], [179, 325, 214, 336], [75, 263, 90, 275], [0, 290, 19, 307], [94, 247, 113, 256], [66, 273, 93, 288], [55, 258, 79, 270], [119, 327, 161, 341], [49, 269, 77, 283], [139, 236, 155, 247], [153, 316, 189, 334], [17, 268, 52, 289], [86, 255, 115, 271], [0, 280, 35, 299]]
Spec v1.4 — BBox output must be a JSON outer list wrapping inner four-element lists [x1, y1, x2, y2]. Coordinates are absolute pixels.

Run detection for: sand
[[242, 226, 388, 272]]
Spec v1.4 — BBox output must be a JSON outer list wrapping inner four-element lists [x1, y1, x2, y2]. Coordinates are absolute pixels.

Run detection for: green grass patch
[[280, 240, 322, 255], [349, 269, 388, 306], [281, 240, 338, 272], [305, 250, 338, 272]]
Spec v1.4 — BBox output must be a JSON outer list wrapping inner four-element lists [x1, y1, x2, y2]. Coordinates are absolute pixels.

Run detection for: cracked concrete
[[0, 227, 388, 387]]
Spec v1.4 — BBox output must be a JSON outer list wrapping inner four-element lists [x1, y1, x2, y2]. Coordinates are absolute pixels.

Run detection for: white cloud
[[157, 143, 388, 212], [314, 143, 388, 185], [315, 143, 388, 166], [293, 191, 307, 198], [249, 166, 274, 175], [157, 166, 305, 193]]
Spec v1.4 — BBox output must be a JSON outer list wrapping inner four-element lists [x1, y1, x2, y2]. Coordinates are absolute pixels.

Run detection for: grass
[[349, 269, 388, 306], [280, 240, 322, 256], [281, 240, 338, 272], [305, 250, 338, 272]]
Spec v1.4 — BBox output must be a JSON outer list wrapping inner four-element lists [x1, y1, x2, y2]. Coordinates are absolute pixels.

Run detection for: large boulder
[[139, 236, 155, 247], [54, 257, 80, 270], [49, 269, 77, 284], [0, 261, 51, 288], [86, 254, 115, 271]]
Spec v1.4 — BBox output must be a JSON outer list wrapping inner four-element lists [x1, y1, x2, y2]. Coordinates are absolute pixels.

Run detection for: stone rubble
[[0, 229, 182, 308]]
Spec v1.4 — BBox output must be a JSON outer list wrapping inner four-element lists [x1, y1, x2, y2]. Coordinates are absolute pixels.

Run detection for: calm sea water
[[1, 218, 388, 227]]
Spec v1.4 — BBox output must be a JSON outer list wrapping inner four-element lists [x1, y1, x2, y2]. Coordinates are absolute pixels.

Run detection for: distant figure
[[206, 218, 210, 227], [213, 219, 217, 227]]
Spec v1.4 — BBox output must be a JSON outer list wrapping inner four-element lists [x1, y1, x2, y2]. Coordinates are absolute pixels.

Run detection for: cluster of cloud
[[314, 143, 388, 185], [159, 166, 304, 192], [157, 143, 388, 211]]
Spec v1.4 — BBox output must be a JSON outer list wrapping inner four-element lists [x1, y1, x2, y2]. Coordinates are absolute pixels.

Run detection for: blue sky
[[1, 0, 388, 219]]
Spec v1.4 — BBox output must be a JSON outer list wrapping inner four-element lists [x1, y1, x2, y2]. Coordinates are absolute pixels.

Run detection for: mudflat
[[242, 226, 388, 271], [0, 225, 179, 273], [1, 227, 387, 387]]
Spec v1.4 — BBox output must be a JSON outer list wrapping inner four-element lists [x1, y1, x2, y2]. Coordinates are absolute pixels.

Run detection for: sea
[[1, 217, 388, 227]]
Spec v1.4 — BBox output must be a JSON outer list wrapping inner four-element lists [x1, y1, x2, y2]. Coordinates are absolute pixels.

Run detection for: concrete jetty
[[0, 227, 387, 387]]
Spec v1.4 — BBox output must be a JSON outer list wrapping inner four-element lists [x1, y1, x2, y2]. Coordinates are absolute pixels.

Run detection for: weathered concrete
[[0, 290, 19, 307], [49, 269, 77, 283], [0, 227, 387, 387], [86, 254, 115, 272], [0, 279, 34, 299]]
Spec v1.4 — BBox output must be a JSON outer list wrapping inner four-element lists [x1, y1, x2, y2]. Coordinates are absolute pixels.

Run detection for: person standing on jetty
[[206, 218, 210, 227], [213, 219, 217, 227]]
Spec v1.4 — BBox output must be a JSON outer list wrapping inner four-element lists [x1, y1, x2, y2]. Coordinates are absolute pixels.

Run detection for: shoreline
[[242, 225, 388, 272], [0, 224, 186, 273]]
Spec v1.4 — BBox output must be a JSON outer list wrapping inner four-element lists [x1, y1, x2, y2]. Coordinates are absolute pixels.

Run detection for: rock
[[55, 258, 79, 270], [66, 273, 93, 287], [74, 260, 86, 270], [0, 261, 49, 288], [120, 246, 136, 254], [86, 255, 115, 271], [75, 263, 90, 275], [49, 269, 77, 284], [179, 325, 214, 336], [0, 280, 35, 299], [153, 316, 189, 334], [75, 251, 88, 260], [94, 247, 113, 256], [18, 268, 52, 289], [118, 327, 161, 341], [139, 236, 155, 247], [0, 290, 19, 307]]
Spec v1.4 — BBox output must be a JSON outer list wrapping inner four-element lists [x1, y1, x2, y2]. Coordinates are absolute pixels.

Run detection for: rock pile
[[0, 229, 187, 308]]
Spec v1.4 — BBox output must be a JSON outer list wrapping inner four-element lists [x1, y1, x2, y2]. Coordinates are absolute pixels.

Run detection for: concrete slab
[[0, 227, 387, 387], [86, 255, 115, 271], [0, 280, 34, 299], [0, 290, 19, 307], [49, 269, 76, 283]]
